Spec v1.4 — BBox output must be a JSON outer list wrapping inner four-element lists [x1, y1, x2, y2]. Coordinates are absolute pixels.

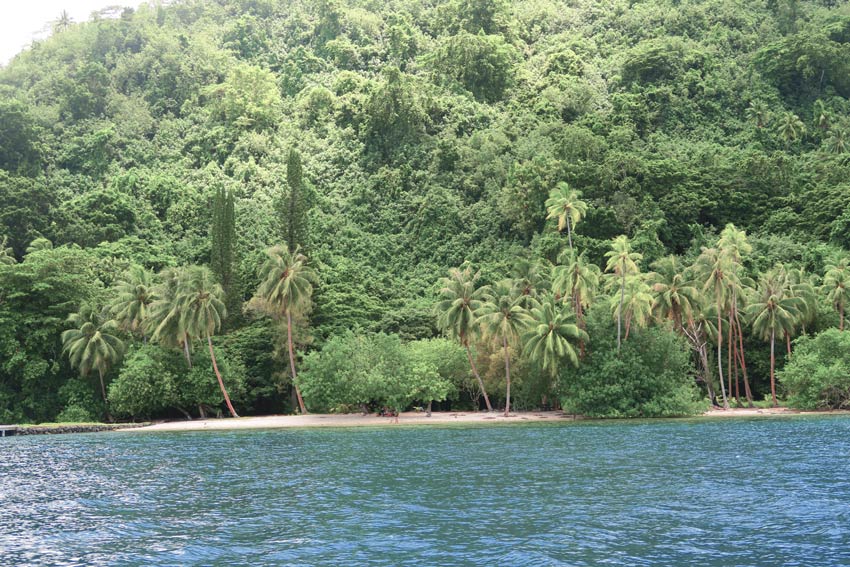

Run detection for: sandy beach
[[118, 406, 850, 433]]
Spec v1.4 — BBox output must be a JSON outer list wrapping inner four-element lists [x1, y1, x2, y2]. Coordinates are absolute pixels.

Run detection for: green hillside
[[2, 0, 850, 422]]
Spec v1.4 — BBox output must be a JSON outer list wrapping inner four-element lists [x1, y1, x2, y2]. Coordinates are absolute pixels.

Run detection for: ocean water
[[1, 416, 849, 566]]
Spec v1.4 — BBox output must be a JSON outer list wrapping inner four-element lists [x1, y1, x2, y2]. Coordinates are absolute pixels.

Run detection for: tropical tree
[[25, 237, 52, 255], [611, 276, 653, 340], [545, 182, 588, 252], [149, 267, 194, 368], [695, 246, 732, 409], [746, 100, 770, 129], [552, 251, 599, 356], [718, 225, 753, 406], [254, 244, 317, 414], [604, 235, 642, 353], [0, 235, 16, 265], [435, 267, 493, 411], [522, 295, 587, 395], [110, 265, 156, 342], [823, 259, 850, 331], [824, 126, 849, 155], [475, 280, 533, 416], [61, 306, 125, 413], [511, 257, 550, 308], [647, 255, 699, 332], [777, 112, 805, 146], [177, 266, 239, 418], [747, 268, 803, 407]]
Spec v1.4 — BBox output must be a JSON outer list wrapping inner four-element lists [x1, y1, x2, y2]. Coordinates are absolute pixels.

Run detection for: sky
[[0, 0, 141, 65]]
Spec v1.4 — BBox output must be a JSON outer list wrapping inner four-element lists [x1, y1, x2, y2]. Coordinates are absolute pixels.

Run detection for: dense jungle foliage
[[2, 0, 850, 423]]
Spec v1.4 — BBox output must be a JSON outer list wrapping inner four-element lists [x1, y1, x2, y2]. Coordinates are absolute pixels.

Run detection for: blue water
[[1, 416, 849, 566]]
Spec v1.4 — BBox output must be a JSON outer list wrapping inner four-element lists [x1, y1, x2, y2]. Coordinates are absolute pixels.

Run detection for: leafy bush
[[780, 329, 850, 410], [297, 331, 453, 413], [55, 405, 95, 423], [109, 345, 181, 419], [559, 307, 703, 418]]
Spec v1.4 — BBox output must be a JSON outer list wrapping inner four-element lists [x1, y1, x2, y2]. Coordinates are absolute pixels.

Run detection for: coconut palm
[[718, 225, 753, 405], [254, 244, 317, 414], [110, 265, 156, 342], [545, 182, 588, 252], [0, 236, 16, 265], [523, 295, 587, 383], [604, 235, 642, 353], [61, 307, 125, 412], [511, 258, 551, 308], [747, 268, 804, 408], [777, 112, 805, 146], [746, 100, 770, 129], [825, 127, 849, 155], [647, 255, 699, 332], [475, 280, 534, 417], [435, 267, 494, 411], [553, 251, 600, 323], [823, 259, 850, 331], [25, 237, 53, 255], [149, 267, 194, 367], [178, 266, 238, 418], [611, 276, 653, 340], [695, 247, 733, 409]]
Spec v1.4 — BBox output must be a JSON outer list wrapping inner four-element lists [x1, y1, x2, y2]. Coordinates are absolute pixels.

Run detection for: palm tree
[[110, 265, 156, 342], [695, 247, 733, 409], [61, 307, 125, 413], [511, 258, 551, 309], [647, 255, 699, 332], [545, 182, 588, 252], [718, 225, 753, 406], [149, 267, 194, 367], [178, 266, 239, 418], [254, 244, 317, 414], [475, 280, 533, 417], [777, 112, 805, 146], [53, 10, 72, 33], [552, 251, 599, 356], [823, 259, 850, 331], [824, 127, 849, 155], [746, 100, 770, 129], [435, 267, 494, 411], [25, 237, 53, 255], [0, 236, 16, 265], [747, 268, 803, 408], [604, 235, 642, 353], [612, 276, 653, 340], [523, 295, 587, 388]]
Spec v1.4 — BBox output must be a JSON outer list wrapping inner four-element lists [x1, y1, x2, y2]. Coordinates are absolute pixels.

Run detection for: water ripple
[[1, 416, 849, 566]]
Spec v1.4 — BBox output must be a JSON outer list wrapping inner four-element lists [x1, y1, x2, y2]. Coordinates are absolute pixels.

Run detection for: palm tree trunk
[[717, 311, 729, 409], [785, 331, 792, 358], [727, 314, 733, 403], [503, 336, 511, 417], [98, 367, 113, 422], [624, 313, 632, 340], [732, 330, 740, 404], [183, 336, 192, 369], [566, 215, 573, 252], [465, 343, 493, 412], [770, 328, 778, 408], [208, 335, 239, 418], [734, 311, 754, 407], [617, 273, 625, 354], [575, 295, 586, 358], [841, 304, 845, 331], [287, 311, 308, 414]]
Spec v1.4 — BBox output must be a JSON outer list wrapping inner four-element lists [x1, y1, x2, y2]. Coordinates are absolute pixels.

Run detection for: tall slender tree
[[545, 182, 588, 252], [211, 185, 240, 327], [281, 148, 310, 251], [647, 255, 699, 333], [435, 267, 493, 411], [604, 235, 641, 354], [747, 268, 803, 408], [823, 259, 850, 331], [178, 266, 239, 418], [695, 247, 732, 409], [552, 251, 599, 356], [475, 280, 533, 417], [149, 267, 194, 368], [254, 244, 317, 414]]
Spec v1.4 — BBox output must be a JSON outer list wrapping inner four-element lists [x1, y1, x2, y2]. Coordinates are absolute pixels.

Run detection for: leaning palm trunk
[[287, 312, 308, 414], [503, 336, 512, 417], [785, 331, 792, 358], [97, 368, 113, 422], [208, 335, 238, 418], [465, 343, 493, 412], [183, 336, 192, 369], [566, 215, 573, 252]]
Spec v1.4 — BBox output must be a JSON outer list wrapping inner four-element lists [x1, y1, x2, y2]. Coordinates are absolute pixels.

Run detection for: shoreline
[[118, 407, 850, 433]]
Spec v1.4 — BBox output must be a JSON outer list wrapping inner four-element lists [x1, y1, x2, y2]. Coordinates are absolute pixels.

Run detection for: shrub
[[779, 329, 850, 410], [109, 345, 181, 419], [559, 307, 703, 418], [55, 405, 95, 423]]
